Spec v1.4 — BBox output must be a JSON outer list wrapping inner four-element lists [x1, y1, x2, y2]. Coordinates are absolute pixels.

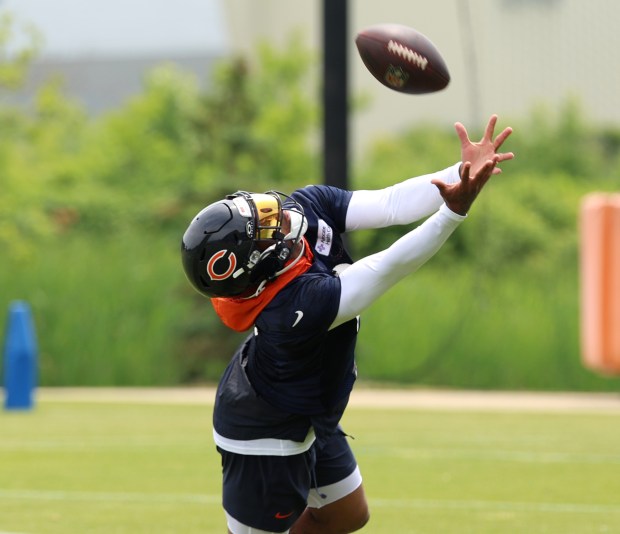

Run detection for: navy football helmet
[[181, 191, 307, 298]]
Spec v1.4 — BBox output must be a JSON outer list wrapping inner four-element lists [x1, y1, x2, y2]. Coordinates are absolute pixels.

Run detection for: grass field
[[2, 388, 620, 533]]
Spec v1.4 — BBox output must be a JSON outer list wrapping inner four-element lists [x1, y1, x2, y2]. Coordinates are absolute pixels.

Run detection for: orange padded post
[[580, 193, 620, 375]]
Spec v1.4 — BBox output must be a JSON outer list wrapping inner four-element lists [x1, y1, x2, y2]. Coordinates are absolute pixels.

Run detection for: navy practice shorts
[[218, 428, 359, 533]]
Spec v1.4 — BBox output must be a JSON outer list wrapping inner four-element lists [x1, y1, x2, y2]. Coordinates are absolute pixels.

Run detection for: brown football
[[355, 24, 450, 94]]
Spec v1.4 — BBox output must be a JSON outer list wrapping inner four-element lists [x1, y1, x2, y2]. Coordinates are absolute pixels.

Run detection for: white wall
[[223, 0, 620, 158], [2, 0, 229, 57], [4, 0, 618, 159]]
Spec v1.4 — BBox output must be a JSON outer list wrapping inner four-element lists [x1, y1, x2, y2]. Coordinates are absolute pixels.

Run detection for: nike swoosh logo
[[292, 310, 304, 327], [275, 511, 294, 520]]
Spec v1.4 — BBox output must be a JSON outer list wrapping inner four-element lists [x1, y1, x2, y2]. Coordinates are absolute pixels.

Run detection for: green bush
[[2, 20, 620, 390], [1, 30, 320, 385], [353, 105, 620, 391]]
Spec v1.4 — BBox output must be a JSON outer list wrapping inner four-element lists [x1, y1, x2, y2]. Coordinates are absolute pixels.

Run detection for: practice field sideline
[[34, 385, 620, 412], [3, 387, 620, 533]]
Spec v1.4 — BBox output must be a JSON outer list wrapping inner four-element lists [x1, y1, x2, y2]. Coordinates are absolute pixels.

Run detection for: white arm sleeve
[[332, 204, 465, 329], [345, 162, 461, 230]]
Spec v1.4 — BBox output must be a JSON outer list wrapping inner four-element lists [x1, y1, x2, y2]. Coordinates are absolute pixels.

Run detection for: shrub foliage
[[2, 21, 620, 389]]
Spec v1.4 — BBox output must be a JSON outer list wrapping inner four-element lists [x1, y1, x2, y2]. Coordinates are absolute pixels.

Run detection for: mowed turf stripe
[[0, 489, 219, 504], [0, 437, 206, 451], [383, 446, 620, 464], [371, 497, 620, 515], [2, 489, 620, 515], [5, 443, 617, 465]]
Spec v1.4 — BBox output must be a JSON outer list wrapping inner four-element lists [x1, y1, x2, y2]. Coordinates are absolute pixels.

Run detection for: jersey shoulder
[[258, 271, 340, 334], [292, 185, 352, 232]]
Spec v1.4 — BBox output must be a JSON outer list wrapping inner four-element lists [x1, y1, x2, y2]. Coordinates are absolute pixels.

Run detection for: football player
[[181, 115, 514, 533]]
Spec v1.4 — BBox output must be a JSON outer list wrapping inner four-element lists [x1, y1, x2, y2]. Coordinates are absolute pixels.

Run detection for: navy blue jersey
[[248, 185, 356, 415], [291, 185, 354, 270], [213, 185, 358, 448]]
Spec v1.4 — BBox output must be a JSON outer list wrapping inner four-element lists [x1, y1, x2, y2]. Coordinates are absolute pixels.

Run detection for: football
[[355, 24, 450, 94]]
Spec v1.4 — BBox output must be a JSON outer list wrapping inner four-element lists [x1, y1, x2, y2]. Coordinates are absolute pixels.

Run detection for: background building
[[224, 0, 620, 157], [3, 0, 618, 158], [2, 0, 228, 113]]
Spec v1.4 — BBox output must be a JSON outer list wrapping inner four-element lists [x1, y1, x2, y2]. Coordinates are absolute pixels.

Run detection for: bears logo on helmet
[[206, 250, 237, 281]]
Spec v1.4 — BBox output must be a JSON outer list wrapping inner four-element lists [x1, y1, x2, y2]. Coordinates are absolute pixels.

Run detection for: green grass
[[347, 408, 620, 533], [2, 394, 620, 533], [1, 234, 190, 386]]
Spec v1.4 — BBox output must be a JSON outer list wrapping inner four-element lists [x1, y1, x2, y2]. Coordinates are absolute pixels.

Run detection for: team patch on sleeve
[[315, 219, 333, 256]]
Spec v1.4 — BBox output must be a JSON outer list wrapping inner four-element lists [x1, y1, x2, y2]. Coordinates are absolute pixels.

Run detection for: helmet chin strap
[[242, 238, 306, 299], [274, 237, 305, 277]]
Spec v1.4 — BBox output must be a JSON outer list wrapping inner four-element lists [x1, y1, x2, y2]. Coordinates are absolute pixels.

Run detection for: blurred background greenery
[[1, 12, 619, 391]]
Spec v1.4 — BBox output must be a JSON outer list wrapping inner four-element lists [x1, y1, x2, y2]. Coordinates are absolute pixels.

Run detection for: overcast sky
[[2, 0, 229, 58]]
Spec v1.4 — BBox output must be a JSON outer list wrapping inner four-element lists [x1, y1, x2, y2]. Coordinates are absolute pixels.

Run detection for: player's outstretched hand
[[457, 114, 514, 178], [432, 157, 498, 215]]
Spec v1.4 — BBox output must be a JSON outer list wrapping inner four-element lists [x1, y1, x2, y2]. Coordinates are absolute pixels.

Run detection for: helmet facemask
[[228, 191, 308, 296]]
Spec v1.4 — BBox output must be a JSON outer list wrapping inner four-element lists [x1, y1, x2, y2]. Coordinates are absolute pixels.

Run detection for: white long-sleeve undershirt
[[345, 162, 461, 230], [331, 163, 465, 329]]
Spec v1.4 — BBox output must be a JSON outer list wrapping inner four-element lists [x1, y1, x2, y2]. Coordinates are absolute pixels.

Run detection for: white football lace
[[387, 40, 429, 70]]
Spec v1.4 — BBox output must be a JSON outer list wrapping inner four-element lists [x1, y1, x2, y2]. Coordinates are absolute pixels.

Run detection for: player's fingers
[[430, 179, 447, 193], [493, 127, 513, 150], [497, 151, 515, 163], [455, 122, 471, 146], [483, 115, 498, 142], [460, 161, 472, 182], [473, 158, 498, 185]]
